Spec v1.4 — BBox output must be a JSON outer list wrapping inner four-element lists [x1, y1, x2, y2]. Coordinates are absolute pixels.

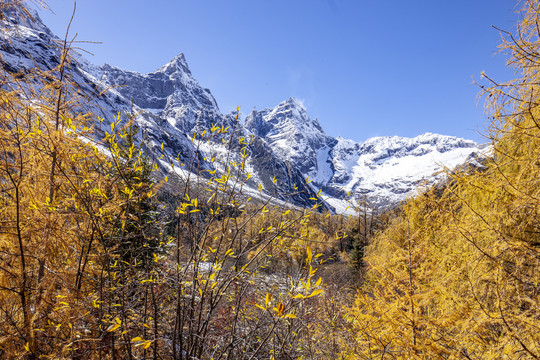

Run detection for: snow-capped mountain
[[0, 7, 485, 212], [245, 98, 336, 178], [247, 99, 484, 210], [101, 54, 222, 133], [327, 133, 483, 209], [0, 8, 325, 210]]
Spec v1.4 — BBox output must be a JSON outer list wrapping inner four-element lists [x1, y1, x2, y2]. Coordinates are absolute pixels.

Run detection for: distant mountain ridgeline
[[0, 6, 484, 212]]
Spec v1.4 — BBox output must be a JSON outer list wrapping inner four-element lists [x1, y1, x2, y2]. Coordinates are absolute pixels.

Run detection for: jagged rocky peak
[[156, 53, 192, 76], [245, 97, 331, 143], [275, 96, 310, 119], [99, 52, 220, 133], [246, 97, 315, 133], [101, 52, 216, 109], [244, 97, 335, 178]]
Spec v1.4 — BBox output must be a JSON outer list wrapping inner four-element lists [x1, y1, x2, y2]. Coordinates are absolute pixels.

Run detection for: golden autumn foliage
[[7, 0, 540, 359], [349, 1, 540, 358], [0, 10, 167, 356], [0, 3, 344, 358]]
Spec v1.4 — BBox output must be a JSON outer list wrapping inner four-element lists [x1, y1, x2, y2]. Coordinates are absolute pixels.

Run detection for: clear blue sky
[[35, 0, 519, 143]]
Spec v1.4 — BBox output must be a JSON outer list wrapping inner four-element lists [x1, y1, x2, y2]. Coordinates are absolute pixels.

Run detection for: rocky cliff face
[[246, 99, 484, 210], [101, 53, 221, 133], [245, 98, 336, 179], [0, 8, 486, 212]]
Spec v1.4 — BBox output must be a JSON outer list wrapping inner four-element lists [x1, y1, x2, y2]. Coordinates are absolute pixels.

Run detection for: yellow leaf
[[265, 293, 271, 307], [284, 313, 297, 319], [306, 246, 313, 263], [273, 302, 285, 317], [106, 317, 121, 332]]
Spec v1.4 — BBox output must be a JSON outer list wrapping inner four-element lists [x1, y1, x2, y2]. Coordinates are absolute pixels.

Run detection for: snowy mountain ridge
[[246, 98, 485, 210], [0, 8, 486, 212], [245, 98, 336, 178]]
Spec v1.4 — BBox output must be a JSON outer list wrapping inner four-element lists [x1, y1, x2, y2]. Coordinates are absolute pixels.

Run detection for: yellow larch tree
[[349, 1, 540, 358]]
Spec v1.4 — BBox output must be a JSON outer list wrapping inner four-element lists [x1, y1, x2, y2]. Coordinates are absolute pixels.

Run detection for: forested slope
[[349, 1, 540, 358], [2, 0, 540, 359]]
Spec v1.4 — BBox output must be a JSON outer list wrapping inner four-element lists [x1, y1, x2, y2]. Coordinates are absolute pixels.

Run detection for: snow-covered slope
[[245, 98, 335, 179], [247, 99, 485, 210], [0, 9, 325, 210], [0, 8, 486, 212], [328, 133, 483, 208]]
